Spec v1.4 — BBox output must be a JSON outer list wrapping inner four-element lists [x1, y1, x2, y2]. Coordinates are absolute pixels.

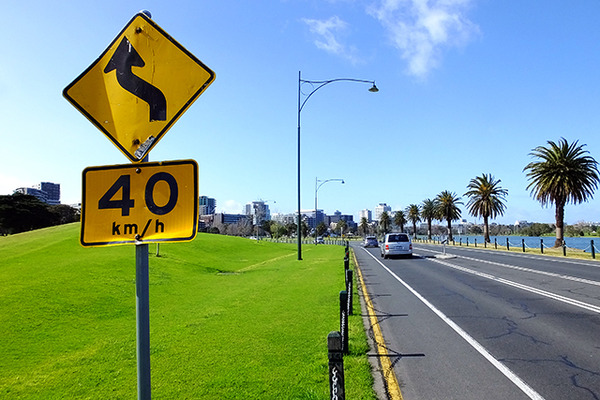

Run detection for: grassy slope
[[0, 224, 375, 399]]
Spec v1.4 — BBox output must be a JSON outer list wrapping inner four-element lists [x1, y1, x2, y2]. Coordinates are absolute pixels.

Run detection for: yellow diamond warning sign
[[64, 13, 215, 162]]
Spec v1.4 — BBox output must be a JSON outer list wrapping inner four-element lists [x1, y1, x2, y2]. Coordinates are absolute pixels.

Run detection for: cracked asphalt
[[353, 242, 600, 400]]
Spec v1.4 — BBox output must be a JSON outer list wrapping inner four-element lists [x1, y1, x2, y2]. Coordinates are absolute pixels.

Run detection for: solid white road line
[[363, 249, 546, 400], [421, 254, 600, 315], [415, 246, 600, 287]]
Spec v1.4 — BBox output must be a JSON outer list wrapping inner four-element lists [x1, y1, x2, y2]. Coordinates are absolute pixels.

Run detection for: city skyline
[[5, 181, 598, 227]]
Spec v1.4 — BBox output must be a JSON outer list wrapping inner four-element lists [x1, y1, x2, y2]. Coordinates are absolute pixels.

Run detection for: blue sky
[[2, 0, 600, 225]]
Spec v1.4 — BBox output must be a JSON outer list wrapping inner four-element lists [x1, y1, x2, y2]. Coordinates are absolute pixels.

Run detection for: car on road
[[363, 236, 378, 248], [380, 233, 412, 258], [316, 236, 325, 244]]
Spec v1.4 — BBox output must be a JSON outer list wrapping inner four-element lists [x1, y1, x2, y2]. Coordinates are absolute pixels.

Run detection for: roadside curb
[[353, 249, 403, 400]]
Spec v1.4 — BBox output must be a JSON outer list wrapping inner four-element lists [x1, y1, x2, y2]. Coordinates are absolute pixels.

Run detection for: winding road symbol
[[104, 37, 166, 122], [63, 12, 215, 162]]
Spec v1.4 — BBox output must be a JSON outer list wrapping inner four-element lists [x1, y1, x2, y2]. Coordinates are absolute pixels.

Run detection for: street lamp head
[[341, 180, 345, 184], [369, 83, 379, 93]]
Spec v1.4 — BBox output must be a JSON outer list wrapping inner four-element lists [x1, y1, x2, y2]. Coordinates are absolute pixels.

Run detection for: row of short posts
[[328, 241, 352, 400], [455, 237, 598, 258]]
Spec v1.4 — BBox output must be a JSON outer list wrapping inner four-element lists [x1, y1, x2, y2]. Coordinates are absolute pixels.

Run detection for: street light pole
[[297, 71, 378, 260], [297, 71, 302, 259], [315, 178, 344, 244]]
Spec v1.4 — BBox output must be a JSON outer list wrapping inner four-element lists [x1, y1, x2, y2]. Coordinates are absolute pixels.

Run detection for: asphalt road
[[352, 241, 600, 400]]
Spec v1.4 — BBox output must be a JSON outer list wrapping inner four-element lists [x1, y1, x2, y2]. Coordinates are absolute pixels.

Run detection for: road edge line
[[353, 249, 403, 400]]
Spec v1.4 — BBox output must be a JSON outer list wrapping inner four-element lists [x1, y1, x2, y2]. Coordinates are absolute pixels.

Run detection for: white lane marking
[[415, 247, 600, 287], [362, 248, 546, 400], [416, 243, 600, 268], [420, 254, 600, 315]]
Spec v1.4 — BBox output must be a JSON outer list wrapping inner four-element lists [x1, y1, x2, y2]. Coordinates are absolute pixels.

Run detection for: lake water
[[420, 235, 600, 252]]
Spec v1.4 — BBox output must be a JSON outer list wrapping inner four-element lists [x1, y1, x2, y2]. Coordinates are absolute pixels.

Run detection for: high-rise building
[[359, 209, 372, 223], [302, 209, 325, 230], [14, 182, 60, 205], [35, 182, 60, 205], [245, 201, 271, 225], [374, 203, 391, 222], [327, 210, 356, 232], [14, 187, 47, 203], [271, 213, 296, 225], [199, 196, 216, 215]]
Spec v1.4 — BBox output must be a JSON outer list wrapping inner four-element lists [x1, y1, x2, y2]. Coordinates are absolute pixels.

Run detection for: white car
[[363, 236, 378, 248], [380, 233, 412, 258]]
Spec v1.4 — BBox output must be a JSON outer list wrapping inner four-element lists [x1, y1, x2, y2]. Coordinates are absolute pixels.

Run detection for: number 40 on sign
[[81, 160, 198, 247]]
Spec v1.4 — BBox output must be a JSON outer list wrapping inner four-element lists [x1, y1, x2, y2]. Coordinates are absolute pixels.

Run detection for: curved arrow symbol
[[104, 37, 167, 121]]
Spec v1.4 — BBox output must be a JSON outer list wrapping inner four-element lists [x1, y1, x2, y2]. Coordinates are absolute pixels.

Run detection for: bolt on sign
[[63, 12, 215, 162], [81, 160, 198, 246]]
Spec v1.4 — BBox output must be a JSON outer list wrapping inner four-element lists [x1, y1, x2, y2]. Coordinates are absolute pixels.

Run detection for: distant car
[[316, 236, 325, 244], [363, 236, 378, 248], [380, 233, 412, 258]]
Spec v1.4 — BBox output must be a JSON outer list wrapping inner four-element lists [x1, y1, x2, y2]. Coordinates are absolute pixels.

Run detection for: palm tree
[[359, 217, 369, 237], [464, 173, 508, 243], [393, 210, 406, 232], [524, 138, 600, 247], [435, 190, 462, 242], [336, 219, 348, 237], [380, 211, 391, 235], [421, 198, 437, 240], [406, 204, 421, 238]]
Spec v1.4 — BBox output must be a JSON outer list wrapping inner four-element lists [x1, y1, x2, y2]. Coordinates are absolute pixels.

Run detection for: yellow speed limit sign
[[81, 160, 198, 246]]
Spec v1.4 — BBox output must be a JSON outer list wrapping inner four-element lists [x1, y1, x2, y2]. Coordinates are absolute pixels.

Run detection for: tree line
[[370, 138, 600, 248], [0, 193, 80, 235], [205, 219, 308, 238]]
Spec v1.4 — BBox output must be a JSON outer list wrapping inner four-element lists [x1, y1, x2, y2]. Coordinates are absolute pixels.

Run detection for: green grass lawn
[[0, 224, 376, 399]]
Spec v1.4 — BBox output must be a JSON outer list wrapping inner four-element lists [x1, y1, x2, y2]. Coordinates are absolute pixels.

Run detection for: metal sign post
[[136, 242, 151, 399], [136, 151, 151, 400], [64, 10, 214, 399]]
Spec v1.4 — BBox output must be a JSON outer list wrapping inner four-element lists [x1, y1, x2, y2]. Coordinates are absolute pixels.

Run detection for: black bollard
[[592, 240, 596, 259], [328, 331, 345, 400], [339, 291, 348, 354], [346, 269, 353, 316]]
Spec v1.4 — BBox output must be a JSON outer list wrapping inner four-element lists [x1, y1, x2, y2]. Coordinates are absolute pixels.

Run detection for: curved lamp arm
[[316, 178, 345, 193], [299, 78, 378, 113]]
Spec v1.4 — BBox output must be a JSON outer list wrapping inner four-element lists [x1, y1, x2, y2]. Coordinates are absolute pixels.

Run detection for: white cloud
[[368, 0, 479, 78], [218, 199, 244, 214], [302, 16, 359, 63]]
